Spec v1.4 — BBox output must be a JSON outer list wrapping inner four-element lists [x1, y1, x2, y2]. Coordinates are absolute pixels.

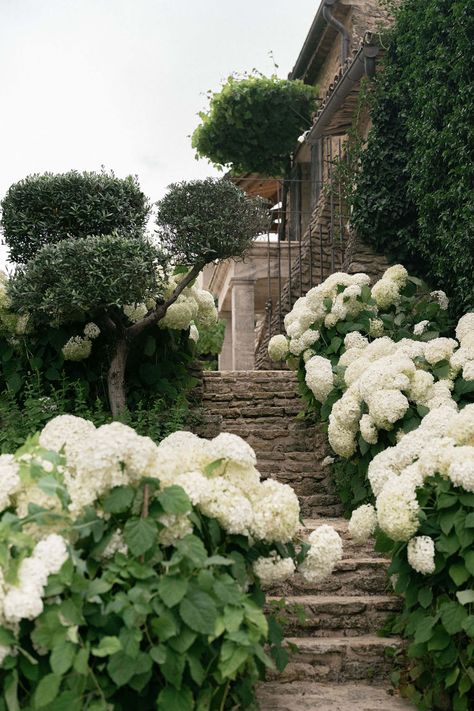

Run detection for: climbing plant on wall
[[351, 0, 474, 315]]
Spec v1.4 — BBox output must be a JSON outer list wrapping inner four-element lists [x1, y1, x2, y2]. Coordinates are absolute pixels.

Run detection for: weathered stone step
[[258, 681, 414, 710], [274, 635, 404, 683], [271, 558, 391, 597], [300, 496, 344, 518], [267, 595, 402, 637]]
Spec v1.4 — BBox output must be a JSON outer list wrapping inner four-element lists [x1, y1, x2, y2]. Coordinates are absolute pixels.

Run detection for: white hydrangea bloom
[[376, 476, 420, 541], [250, 479, 300, 543], [199, 479, 253, 536], [407, 536, 435, 575], [62, 336, 92, 361], [268, 334, 290, 361], [383, 264, 408, 285], [207, 433, 257, 469], [360, 414, 378, 444], [174, 471, 211, 506], [327, 422, 357, 458], [158, 513, 193, 546], [367, 389, 410, 429], [289, 329, 320, 357], [371, 279, 402, 309], [83, 322, 101, 339], [159, 296, 198, 330], [0, 455, 21, 511], [463, 361, 474, 381], [368, 318, 385, 337], [102, 530, 128, 559], [123, 303, 148, 323], [456, 313, 474, 343], [344, 331, 369, 350], [430, 290, 449, 310], [253, 552, 295, 587], [39, 415, 96, 457], [449, 405, 474, 446], [3, 535, 68, 623], [299, 525, 343, 583], [448, 447, 474, 492], [189, 323, 199, 342], [413, 320, 429, 336], [305, 355, 334, 403], [423, 338, 457, 365], [348, 504, 377, 544]]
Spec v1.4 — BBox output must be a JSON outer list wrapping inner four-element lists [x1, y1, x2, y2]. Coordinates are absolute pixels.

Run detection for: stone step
[[273, 635, 404, 683], [300, 496, 344, 518], [267, 595, 402, 637], [257, 681, 414, 710], [270, 558, 391, 597]]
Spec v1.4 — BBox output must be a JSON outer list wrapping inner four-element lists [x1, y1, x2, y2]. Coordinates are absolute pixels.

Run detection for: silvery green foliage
[[8, 234, 168, 326], [155, 178, 269, 265]]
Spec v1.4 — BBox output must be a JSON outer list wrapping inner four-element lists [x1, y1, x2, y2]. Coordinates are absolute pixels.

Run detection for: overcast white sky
[[0, 0, 320, 268]]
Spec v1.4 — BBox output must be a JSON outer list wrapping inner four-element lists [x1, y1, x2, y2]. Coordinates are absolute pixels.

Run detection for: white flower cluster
[[253, 552, 295, 587], [1, 535, 68, 625], [32, 417, 301, 546], [451, 312, 474, 382], [407, 536, 436, 575], [299, 525, 343, 583], [83, 322, 100, 339], [123, 303, 149, 323], [62, 335, 92, 361], [0, 454, 20, 511], [348, 504, 377, 545], [189, 323, 199, 342], [268, 334, 290, 362], [305, 355, 334, 403], [159, 278, 217, 332], [282, 271, 371, 349], [348, 404, 474, 571], [371, 264, 408, 309], [327, 328, 462, 458]]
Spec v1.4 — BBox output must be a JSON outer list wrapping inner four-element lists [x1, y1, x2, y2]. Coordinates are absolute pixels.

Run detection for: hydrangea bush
[[0, 416, 341, 708], [269, 266, 474, 709], [268, 266, 473, 512]]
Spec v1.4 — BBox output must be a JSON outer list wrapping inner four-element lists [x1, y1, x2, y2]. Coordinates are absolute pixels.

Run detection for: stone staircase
[[193, 370, 413, 710]]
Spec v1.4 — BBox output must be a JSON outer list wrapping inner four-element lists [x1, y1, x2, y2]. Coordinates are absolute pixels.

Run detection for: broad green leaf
[[449, 562, 470, 586], [464, 551, 474, 576], [102, 486, 134, 514], [107, 652, 136, 687], [160, 648, 186, 687], [218, 641, 248, 679], [33, 674, 61, 708], [457, 590, 474, 605], [158, 486, 191, 515], [4, 671, 19, 711], [177, 535, 208, 567], [154, 610, 179, 641], [168, 627, 197, 654], [158, 575, 188, 607], [157, 687, 194, 711], [204, 459, 224, 476], [150, 645, 167, 664], [440, 601, 467, 634], [418, 588, 433, 609], [123, 517, 157, 556], [73, 647, 89, 675], [414, 615, 437, 644], [50, 641, 76, 675], [91, 636, 122, 657], [462, 616, 474, 637], [179, 589, 218, 634]]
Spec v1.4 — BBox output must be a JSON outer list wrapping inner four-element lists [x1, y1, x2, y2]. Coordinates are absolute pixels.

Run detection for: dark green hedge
[[352, 0, 474, 315], [1, 171, 150, 263]]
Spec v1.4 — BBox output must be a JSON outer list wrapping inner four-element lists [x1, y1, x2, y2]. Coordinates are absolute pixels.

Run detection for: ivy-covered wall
[[351, 0, 474, 315]]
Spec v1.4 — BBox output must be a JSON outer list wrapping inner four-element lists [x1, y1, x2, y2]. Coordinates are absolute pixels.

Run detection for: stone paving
[[194, 370, 415, 710]]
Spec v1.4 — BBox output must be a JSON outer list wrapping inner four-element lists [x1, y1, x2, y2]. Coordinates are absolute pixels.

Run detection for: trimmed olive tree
[[8, 178, 268, 417], [1, 170, 150, 263]]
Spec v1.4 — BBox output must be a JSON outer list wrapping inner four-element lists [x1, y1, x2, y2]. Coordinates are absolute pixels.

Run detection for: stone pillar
[[218, 311, 233, 371], [231, 278, 255, 370]]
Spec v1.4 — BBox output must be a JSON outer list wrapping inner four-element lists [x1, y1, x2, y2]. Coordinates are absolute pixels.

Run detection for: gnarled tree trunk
[[107, 337, 129, 418]]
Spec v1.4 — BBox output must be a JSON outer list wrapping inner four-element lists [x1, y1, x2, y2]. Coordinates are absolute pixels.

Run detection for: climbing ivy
[[351, 0, 474, 315]]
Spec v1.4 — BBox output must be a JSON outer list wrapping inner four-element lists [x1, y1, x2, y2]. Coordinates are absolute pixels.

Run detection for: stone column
[[218, 311, 233, 371], [231, 278, 255, 370]]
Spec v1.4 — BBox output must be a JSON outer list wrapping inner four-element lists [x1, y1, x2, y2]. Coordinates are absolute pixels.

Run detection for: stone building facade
[[203, 0, 392, 370]]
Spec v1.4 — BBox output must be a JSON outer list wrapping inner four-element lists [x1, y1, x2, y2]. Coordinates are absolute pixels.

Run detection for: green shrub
[[155, 178, 269, 265], [351, 0, 474, 315], [192, 75, 316, 175], [1, 170, 150, 263]]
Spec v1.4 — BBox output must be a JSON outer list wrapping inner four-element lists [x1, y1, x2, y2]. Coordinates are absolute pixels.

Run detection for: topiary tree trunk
[[105, 263, 203, 418]]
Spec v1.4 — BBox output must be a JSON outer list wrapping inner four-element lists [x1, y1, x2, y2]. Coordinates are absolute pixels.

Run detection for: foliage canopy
[[155, 178, 269, 264], [192, 75, 316, 176], [1, 170, 150, 263], [351, 0, 474, 315]]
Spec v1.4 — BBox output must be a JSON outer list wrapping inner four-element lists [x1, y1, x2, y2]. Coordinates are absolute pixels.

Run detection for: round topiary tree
[[7, 178, 268, 417], [191, 75, 316, 176], [1, 170, 150, 263]]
